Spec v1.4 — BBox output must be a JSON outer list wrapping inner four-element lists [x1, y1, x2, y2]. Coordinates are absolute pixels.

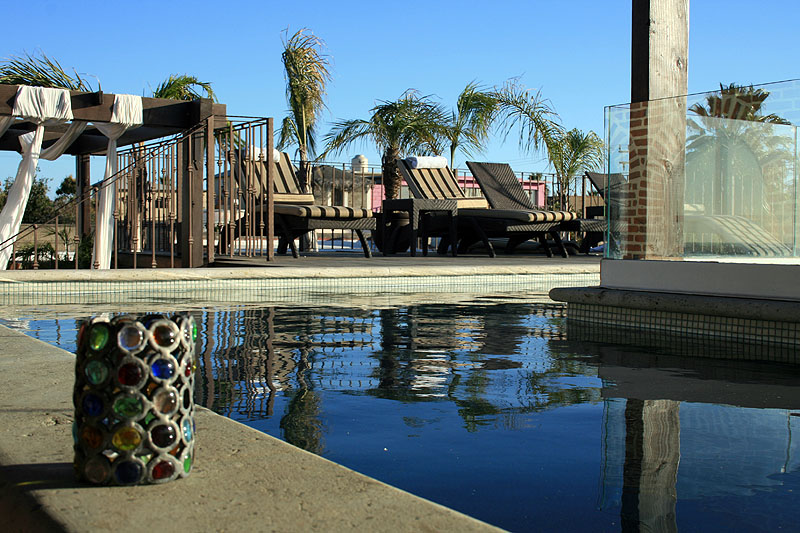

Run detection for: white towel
[[406, 155, 447, 169]]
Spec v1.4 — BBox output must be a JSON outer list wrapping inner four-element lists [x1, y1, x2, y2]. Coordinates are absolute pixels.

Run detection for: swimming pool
[[4, 299, 800, 532]]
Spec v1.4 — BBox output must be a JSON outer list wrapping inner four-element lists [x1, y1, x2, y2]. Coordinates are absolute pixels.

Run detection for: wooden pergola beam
[[0, 84, 225, 155]]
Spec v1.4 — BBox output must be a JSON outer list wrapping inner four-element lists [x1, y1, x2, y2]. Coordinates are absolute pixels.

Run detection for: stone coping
[[0, 325, 499, 532], [549, 286, 800, 323], [0, 262, 599, 283]]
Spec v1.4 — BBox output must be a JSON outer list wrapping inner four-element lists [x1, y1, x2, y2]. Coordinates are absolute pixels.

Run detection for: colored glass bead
[[152, 460, 174, 480], [151, 424, 176, 448], [84, 456, 111, 484], [88, 324, 110, 352], [183, 454, 192, 474], [118, 362, 144, 386], [153, 389, 177, 414], [85, 360, 109, 385], [114, 460, 143, 485], [152, 324, 176, 347], [82, 393, 104, 417], [112, 426, 142, 451], [151, 359, 175, 380], [118, 325, 144, 352], [182, 418, 193, 442], [80, 425, 104, 449], [183, 389, 191, 409], [113, 395, 143, 419], [146, 381, 159, 396], [143, 412, 156, 426], [192, 322, 198, 342]]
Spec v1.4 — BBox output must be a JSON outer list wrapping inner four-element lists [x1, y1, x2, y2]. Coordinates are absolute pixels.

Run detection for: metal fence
[[2, 115, 604, 269]]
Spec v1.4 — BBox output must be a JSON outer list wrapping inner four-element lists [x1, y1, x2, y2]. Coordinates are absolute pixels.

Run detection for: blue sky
[[3, 0, 800, 193]]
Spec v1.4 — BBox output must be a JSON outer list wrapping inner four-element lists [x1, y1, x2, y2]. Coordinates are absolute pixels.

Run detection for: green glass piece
[[113, 396, 143, 419], [143, 412, 156, 426], [191, 322, 198, 342], [183, 454, 192, 473], [88, 324, 110, 352], [85, 360, 109, 385]]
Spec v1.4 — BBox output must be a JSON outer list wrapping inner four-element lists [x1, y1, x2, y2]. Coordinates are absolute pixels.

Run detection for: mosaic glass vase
[[73, 313, 197, 485]]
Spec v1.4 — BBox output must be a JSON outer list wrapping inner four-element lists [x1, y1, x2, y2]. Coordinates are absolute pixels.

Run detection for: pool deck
[[0, 254, 600, 532]]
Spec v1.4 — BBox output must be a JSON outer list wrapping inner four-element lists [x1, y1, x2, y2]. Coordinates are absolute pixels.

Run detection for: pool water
[[5, 301, 800, 532]]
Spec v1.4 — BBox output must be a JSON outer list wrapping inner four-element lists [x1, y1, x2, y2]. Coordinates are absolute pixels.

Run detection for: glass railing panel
[[604, 80, 800, 262]]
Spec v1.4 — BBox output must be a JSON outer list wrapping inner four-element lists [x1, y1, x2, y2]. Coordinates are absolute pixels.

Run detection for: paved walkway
[[0, 325, 502, 532]]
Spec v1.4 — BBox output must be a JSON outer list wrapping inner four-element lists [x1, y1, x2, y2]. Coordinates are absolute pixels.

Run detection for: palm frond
[[152, 74, 215, 101], [0, 51, 93, 90], [281, 28, 332, 160], [492, 79, 562, 155]]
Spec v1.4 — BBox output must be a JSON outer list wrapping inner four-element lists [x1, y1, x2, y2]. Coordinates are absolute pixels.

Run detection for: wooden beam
[[624, 0, 689, 259], [631, 0, 689, 103]]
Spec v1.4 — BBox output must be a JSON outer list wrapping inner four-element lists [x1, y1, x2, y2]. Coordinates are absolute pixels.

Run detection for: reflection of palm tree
[[687, 83, 792, 216], [547, 128, 604, 208], [280, 388, 324, 455]]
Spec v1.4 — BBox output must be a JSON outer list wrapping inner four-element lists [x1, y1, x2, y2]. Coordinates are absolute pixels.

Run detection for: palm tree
[[547, 128, 604, 208], [324, 90, 446, 200], [151, 74, 215, 101], [0, 51, 92, 90], [491, 79, 562, 158], [277, 28, 332, 192], [443, 82, 497, 167]]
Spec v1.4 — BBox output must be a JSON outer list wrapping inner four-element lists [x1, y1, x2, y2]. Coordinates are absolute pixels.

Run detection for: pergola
[[0, 84, 250, 268]]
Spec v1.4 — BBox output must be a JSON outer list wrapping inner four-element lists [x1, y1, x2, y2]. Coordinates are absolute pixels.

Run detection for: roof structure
[[0, 84, 226, 155]]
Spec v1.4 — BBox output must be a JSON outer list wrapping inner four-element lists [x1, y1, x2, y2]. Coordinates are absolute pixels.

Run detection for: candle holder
[[73, 313, 197, 485]]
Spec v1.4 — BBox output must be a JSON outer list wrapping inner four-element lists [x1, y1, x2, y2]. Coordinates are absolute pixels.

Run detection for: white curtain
[[92, 94, 143, 269], [0, 86, 73, 269], [0, 116, 14, 138]]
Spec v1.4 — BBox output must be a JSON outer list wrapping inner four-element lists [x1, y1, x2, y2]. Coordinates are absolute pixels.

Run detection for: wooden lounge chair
[[398, 159, 577, 257], [248, 152, 376, 258]]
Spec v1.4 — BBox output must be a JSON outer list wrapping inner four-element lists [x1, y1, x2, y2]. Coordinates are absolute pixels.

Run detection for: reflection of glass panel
[[598, 397, 627, 510], [678, 404, 800, 499]]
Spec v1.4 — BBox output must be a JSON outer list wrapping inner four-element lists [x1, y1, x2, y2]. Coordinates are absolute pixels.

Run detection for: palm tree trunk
[[382, 147, 401, 200], [297, 146, 310, 193]]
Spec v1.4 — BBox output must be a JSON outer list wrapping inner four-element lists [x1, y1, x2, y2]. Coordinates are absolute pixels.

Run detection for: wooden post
[[76, 154, 92, 238], [266, 118, 275, 262], [206, 116, 216, 265], [624, 0, 689, 259], [179, 132, 205, 267]]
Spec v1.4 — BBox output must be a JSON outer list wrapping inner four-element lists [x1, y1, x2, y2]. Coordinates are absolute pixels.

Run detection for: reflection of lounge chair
[[684, 214, 791, 257], [581, 171, 790, 257], [398, 158, 577, 257], [252, 152, 376, 258]]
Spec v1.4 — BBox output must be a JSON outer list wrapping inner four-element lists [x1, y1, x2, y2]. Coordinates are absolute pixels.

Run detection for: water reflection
[[6, 302, 800, 531], [191, 302, 800, 531]]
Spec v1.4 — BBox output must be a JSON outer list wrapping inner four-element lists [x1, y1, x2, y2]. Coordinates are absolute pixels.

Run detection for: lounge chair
[[248, 152, 376, 258], [398, 158, 577, 257]]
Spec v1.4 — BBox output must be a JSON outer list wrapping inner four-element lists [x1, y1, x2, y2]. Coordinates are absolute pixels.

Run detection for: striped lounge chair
[[250, 152, 375, 258], [398, 159, 577, 257]]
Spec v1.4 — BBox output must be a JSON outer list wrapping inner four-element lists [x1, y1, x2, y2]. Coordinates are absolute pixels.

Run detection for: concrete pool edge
[[0, 325, 501, 532]]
